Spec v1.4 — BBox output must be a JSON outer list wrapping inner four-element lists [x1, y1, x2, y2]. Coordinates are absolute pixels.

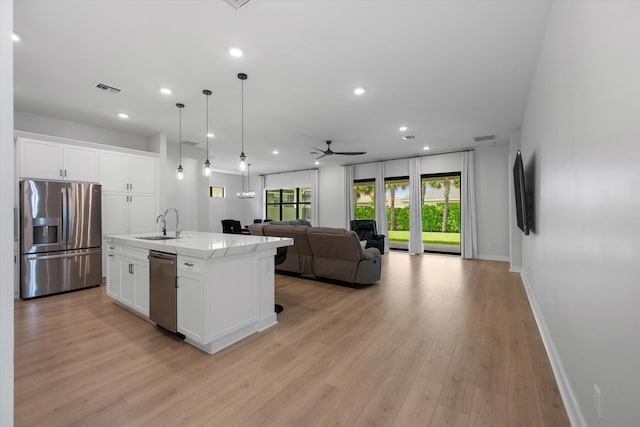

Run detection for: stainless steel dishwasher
[[149, 250, 178, 333]]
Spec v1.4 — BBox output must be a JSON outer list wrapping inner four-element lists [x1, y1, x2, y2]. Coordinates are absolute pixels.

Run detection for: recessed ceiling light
[[118, 113, 129, 119], [160, 88, 172, 95], [12, 33, 21, 42], [229, 47, 243, 58], [272, 150, 279, 155], [207, 133, 214, 138], [353, 87, 366, 95], [315, 161, 320, 165], [399, 126, 408, 132], [423, 146, 430, 151]]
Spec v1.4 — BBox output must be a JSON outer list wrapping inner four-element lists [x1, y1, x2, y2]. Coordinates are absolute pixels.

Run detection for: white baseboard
[[509, 264, 522, 273], [477, 254, 509, 262], [520, 271, 586, 427]]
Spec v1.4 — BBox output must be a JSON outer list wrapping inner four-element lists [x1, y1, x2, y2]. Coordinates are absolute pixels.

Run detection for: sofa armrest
[[363, 247, 380, 259]]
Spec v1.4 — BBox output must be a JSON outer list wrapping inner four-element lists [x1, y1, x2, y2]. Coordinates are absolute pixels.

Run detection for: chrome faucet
[[156, 214, 167, 236], [163, 208, 181, 237]]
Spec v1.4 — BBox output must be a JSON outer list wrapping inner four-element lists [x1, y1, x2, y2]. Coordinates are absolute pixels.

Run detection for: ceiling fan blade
[[315, 153, 328, 160], [333, 151, 367, 155], [307, 145, 327, 152]]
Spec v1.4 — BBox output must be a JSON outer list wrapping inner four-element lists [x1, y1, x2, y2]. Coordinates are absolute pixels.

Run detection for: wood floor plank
[[14, 252, 570, 426]]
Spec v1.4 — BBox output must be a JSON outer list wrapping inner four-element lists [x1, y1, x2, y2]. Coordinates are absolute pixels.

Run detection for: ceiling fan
[[310, 140, 366, 160]]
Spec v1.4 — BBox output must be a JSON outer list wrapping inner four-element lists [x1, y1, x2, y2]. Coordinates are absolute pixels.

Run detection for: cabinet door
[[102, 193, 129, 235], [19, 139, 64, 180], [129, 193, 156, 234], [134, 260, 150, 316], [129, 156, 156, 194], [177, 274, 204, 342], [99, 151, 129, 192], [120, 258, 135, 306], [63, 145, 99, 182], [106, 253, 120, 299]]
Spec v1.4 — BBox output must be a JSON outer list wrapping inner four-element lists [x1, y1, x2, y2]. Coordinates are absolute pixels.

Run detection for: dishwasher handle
[[148, 256, 175, 265], [148, 251, 176, 264]]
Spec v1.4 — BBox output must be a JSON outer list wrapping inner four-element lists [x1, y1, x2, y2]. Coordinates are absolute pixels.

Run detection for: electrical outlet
[[594, 384, 602, 418]]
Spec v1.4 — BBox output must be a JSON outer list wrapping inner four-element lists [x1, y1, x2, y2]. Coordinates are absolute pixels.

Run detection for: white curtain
[[311, 169, 319, 226], [375, 162, 389, 251], [343, 165, 355, 229], [408, 157, 424, 254], [258, 175, 266, 220], [461, 150, 478, 259]]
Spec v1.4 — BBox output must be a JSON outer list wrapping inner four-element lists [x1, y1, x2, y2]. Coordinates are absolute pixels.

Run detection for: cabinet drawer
[[178, 256, 203, 274], [121, 246, 149, 261]]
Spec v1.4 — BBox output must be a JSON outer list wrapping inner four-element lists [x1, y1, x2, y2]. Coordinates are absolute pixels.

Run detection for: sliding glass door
[[385, 177, 410, 250], [420, 173, 461, 254]]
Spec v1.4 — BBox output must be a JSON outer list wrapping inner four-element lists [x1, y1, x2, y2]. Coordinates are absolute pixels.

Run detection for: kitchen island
[[105, 231, 292, 354]]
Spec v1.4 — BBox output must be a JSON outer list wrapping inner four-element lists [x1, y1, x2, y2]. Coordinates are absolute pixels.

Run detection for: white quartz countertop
[[106, 231, 292, 259]]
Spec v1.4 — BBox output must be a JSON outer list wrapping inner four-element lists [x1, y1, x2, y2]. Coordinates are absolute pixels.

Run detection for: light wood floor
[[14, 252, 569, 426]]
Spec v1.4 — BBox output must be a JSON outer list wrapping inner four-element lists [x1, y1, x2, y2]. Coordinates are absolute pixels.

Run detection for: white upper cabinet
[[99, 151, 156, 194], [18, 138, 99, 182], [62, 145, 100, 182], [128, 156, 155, 194], [99, 151, 129, 192]]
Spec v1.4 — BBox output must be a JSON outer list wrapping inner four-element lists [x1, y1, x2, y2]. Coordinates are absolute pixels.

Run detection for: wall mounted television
[[513, 150, 530, 235]]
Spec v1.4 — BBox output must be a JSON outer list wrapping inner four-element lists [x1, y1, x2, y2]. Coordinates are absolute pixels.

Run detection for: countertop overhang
[[106, 231, 292, 259]]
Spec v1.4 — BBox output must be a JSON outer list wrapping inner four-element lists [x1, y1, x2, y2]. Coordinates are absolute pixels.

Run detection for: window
[[265, 187, 311, 221], [385, 177, 410, 249], [421, 173, 461, 254], [354, 179, 375, 219], [209, 186, 225, 198]]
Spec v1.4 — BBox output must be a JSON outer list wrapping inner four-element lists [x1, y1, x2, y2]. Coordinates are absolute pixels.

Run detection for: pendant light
[[237, 163, 255, 199], [238, 73, 248, 171], [176, 103, 185, 180], [202, 89, 212, 177]]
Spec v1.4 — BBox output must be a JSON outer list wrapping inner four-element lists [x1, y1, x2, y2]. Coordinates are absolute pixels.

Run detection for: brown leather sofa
[[247, 223, 381, 285]]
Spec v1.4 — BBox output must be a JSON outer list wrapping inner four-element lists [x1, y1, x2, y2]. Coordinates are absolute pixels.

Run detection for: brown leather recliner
[[247, 223, 381, 285]]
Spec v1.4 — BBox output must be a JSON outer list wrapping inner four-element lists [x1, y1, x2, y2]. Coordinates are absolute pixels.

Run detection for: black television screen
[[513, 150, 529, 235]]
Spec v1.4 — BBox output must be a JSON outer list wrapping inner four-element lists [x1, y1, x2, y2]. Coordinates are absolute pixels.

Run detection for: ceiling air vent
[[95, 83, 122, 94], [401, 135, 416, 141], [474, 135, 495, 143], [224, 0, 251, 9]]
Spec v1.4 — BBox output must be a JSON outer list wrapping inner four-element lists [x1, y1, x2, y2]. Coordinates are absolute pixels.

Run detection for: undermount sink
[[136, 235, 180, 241]]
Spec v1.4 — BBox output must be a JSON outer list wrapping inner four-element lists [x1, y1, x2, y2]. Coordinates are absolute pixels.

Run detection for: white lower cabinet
[[106, 246, 120, 299], [177, 273, 204, 342], [106, 245, 149, 316]]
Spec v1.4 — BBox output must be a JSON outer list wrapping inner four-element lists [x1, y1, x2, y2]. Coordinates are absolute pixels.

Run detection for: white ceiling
[[14, 0, 551, 175]]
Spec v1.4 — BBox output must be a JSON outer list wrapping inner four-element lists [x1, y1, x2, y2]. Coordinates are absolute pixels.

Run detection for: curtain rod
[[259, 167, 318, 177], [341, 147, 475, 167]]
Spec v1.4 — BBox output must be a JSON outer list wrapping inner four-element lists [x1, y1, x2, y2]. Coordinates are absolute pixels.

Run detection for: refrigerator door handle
[[61, 187, 68, 247]]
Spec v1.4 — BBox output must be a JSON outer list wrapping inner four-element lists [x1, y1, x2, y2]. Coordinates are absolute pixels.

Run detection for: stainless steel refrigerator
[[20, 179, 102, 299]]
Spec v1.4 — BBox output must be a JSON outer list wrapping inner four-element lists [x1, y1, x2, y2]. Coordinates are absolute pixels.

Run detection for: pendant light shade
[[237, 163, 255, 199], [202, 89, 212, 177], [238, 73, 248, 171], [176, 103, 185, 180]]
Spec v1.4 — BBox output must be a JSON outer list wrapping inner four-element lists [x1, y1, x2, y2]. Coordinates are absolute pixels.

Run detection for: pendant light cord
[[206, 94, 209, 159], [179, 107, 182, 165], [241, 79, 244, 154]]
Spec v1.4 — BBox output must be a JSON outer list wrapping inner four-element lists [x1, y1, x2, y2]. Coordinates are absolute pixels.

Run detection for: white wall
[[208, 171, 250, 232], [520, 2, 640, 426], [0, 1, 14, 424], [318, 165, 344, 228], [164, 143, 215, 232], [508, 129, 523, 271], [15, 110, 147, 150], [475, 144, 509, 260]]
